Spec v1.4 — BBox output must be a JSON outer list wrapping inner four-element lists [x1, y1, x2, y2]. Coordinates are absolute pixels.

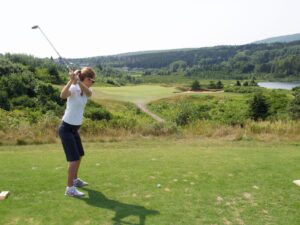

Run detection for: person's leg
[[68, 160, 80, 187], [74, 157, 82, 179], [65, 159, 85, 196], [73, 130, 85, 180], [72, 132, 88, 187]]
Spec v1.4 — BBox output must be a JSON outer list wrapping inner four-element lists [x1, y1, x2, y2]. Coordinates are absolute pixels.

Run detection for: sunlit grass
[[92, 85, 179, 103], [0, 138, 300, 224]]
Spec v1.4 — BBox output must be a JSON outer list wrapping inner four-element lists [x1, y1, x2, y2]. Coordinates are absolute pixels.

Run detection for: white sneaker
[[73, 178, 88, 187], [65, 186, 85, 197]]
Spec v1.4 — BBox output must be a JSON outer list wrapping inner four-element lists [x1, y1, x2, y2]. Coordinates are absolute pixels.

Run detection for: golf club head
[[32, 25, 39, 29]]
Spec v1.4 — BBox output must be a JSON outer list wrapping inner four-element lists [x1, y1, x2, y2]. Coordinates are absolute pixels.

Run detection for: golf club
[[32, 25, 72, 70]]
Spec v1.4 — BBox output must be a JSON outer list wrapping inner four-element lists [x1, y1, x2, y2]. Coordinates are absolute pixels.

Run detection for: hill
[[253, 33, 300, 44], [69, 41, 300, 80]]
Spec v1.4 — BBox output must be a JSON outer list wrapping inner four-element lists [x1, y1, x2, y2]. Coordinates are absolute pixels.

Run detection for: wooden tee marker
[[0, 191, 10, 200]]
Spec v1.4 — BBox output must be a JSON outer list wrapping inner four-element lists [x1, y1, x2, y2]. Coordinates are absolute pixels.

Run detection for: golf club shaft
[[33, 26, 71, 70]]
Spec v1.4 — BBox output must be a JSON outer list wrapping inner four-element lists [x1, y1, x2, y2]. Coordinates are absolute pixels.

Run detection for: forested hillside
[[70, 41, 300, 80], [253, 33, 300, 44]]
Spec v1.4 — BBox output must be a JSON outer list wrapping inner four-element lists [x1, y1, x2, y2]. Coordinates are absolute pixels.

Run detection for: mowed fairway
[[1, 138, 300, 225], [92, 85, 179, 103]]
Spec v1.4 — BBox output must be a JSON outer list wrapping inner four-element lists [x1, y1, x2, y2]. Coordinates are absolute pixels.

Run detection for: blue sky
[[1, 0, 299, 58]]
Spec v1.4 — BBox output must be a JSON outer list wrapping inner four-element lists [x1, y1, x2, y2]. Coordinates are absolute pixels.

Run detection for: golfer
[[58, 67, 96, 196]]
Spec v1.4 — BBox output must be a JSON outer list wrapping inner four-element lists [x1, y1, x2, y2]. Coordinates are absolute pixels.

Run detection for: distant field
[[91, 85, 227, 104], [92, 85, 180, 103], [1, 138, 300, 224]]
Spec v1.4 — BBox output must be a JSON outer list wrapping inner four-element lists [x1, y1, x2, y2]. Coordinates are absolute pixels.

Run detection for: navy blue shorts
[[58, 121, 85, 162]]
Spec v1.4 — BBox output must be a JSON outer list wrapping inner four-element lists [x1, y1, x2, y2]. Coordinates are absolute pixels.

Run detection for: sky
[[1, 0, 299, 58]]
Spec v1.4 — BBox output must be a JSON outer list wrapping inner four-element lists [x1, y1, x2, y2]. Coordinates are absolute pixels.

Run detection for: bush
[[191, 80, 201, 91], [34, 82, 64, 112], [235, 80, 241, 86], [0, 57, 26, 76], [0, 90, 10, 110], [289, 90, 300, 120], [175, 107, 192, 126], [27, 110, 42, 124], [266, 90, 290, 120], [84, 101, 112, 121], [175, 103, 211, 126], [249, 92, 269, 121], [106, 79, 120, 86], [84, 107, 112, 121], [11, 95, 37, 109], [109, 116, 137, 130], [0, 72, 37, 98], [210, 100, 248, 126], [216, 80, 224, 89]]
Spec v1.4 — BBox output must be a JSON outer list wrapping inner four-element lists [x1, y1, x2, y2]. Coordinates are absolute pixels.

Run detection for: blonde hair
[[79, 67, 96, 81]]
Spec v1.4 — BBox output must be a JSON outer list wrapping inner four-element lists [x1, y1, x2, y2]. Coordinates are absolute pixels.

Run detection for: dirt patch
[[135, 102, 165, 123]]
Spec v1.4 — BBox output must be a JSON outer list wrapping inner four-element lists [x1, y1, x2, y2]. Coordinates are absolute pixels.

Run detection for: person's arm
[[78, 81, 92, 97], [60, 71, 77, 99]]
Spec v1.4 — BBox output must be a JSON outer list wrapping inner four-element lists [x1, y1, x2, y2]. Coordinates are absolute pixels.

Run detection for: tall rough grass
[[0, 108, 179, 145], [2, 118, 300, 146], [183, 120, 300, 141]]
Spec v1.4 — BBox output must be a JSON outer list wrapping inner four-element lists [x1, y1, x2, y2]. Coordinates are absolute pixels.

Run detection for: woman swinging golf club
[[58, 67, 96, 197]]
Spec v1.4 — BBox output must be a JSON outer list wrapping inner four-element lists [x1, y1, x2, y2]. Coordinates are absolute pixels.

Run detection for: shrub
[[249, 92, 269, 121], [106, 79, 120, 86], [0, 57, 26, 76], [84, 107, 112, 121], [11, 95, 37, 109], [209, 100, 248, 126], [191, 80, 201, 91], [208, 81, 216, 89], [27, 110, 42, 124], [289, 90, 300, 120], [0, 90, 10, 110], [109, 116, 137, 130], [84, 101, 112, 121], [216, 80, 224, 89], [235, 80, 241, 86], [175, 103, 210, 126], [266, 90, 290, 120], [0, 72, 37, 98]]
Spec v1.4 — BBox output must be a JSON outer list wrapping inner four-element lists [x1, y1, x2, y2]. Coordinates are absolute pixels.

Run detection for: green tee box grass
[[1, 139, 300, 224]]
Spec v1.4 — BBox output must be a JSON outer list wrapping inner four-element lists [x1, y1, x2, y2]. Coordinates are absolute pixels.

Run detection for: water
[[258, 82, 300, 90]]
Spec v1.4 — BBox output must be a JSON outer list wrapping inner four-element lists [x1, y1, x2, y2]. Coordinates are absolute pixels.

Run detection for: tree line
[[69, 41, 300, 80]]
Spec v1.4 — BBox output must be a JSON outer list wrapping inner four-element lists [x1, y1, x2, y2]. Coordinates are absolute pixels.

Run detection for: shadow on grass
[[78, 187, 160, 225]]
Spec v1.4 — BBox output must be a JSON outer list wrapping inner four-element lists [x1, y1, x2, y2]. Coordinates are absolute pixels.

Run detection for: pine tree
[[249, 93, 269, 121], [235, 80, 241, 86], [216, 80, 224, 89], [191, 80, 201, 91]]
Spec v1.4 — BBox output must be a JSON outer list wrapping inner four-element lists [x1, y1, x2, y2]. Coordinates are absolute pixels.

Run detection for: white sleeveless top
[[62, 84, 90, 125]]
